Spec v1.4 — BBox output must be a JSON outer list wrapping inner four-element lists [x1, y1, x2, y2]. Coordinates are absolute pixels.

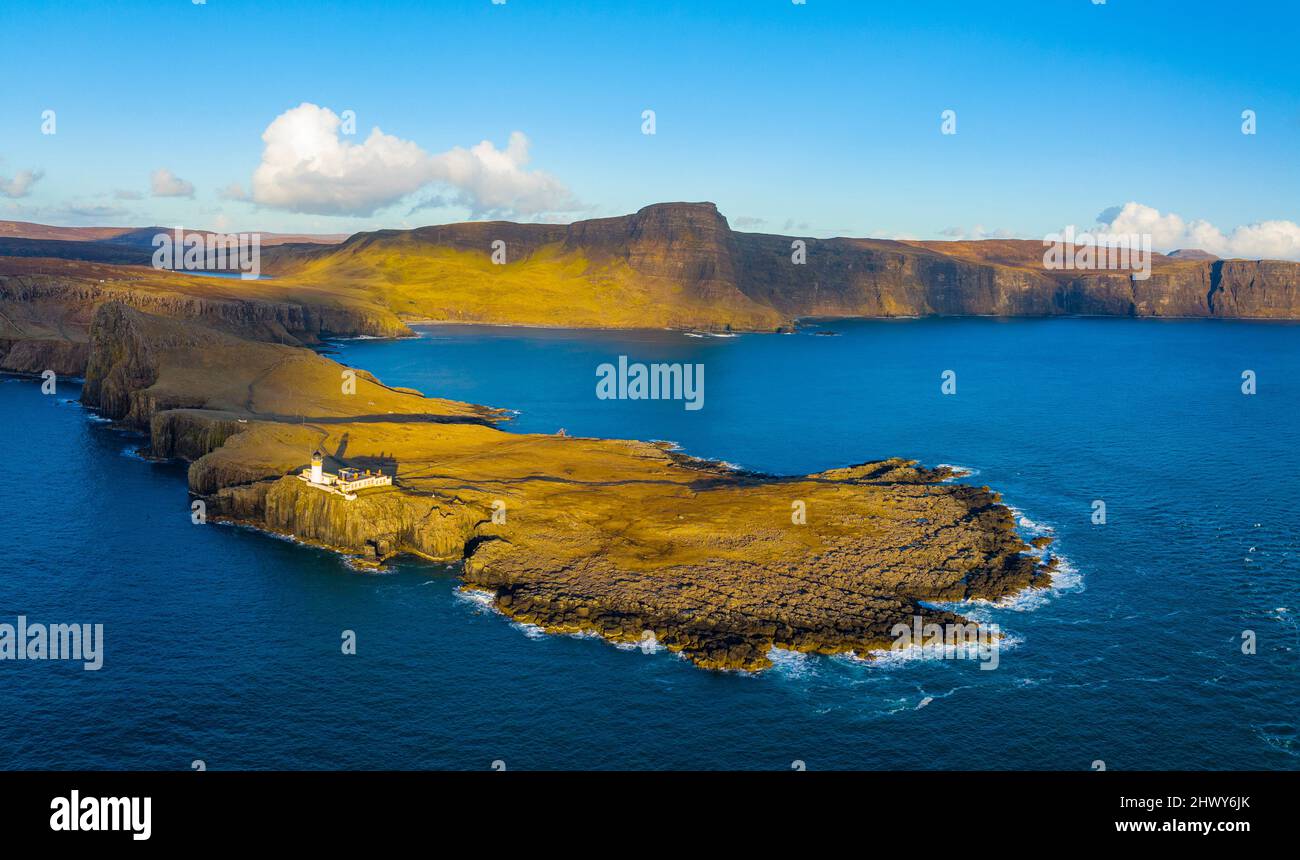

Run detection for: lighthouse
[[299, 447, 390, 499]]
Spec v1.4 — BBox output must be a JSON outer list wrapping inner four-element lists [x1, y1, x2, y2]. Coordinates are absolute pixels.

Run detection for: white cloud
[[5, 200, 132, 223], [151, 168, 195, 198], [218, 181, 249, 201], [249, 102, 579, 218], [0, 168, 44, 198], [62, 203, 130, 220], [113, 188, 143, 200], [1093, 202, 1300, 261], [938, 225, 1016, 241], [431, 131, 578, 218]]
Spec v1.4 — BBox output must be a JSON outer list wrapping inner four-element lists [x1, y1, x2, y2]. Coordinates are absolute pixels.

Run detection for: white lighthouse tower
[[310, 448, 324, 484]]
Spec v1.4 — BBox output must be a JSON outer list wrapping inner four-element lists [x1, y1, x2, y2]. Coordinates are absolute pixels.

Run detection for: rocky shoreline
[[68, 300, 1058, 671]]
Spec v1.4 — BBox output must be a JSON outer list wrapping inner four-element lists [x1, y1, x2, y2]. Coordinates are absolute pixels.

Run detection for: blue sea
[[2, 318, 1297, 770]]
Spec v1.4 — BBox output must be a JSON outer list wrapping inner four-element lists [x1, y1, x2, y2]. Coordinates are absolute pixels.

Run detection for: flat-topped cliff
[[260, 202, 1300, 325]]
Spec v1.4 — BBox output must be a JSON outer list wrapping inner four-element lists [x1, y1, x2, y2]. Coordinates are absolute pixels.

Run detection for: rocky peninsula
[[74, 301, 1053, 671], [0, 204, 1114, 670]]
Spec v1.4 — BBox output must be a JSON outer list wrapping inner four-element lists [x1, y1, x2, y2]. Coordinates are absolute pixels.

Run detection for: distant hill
[[0, 222, 352, 276], [0, 220, 348, 247], [260, 203, 787, 330], [4, 204, 1300, 351], [1166, 248, 1220, 261], [0, 221, 135, 243], [257, 202, 1300, 326]]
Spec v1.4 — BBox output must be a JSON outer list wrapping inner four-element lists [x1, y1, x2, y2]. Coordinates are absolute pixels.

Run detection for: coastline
[[395, 312, 1300, 338]]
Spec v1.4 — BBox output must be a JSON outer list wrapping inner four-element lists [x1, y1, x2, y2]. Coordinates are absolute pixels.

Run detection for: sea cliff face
[[1, 271, 409, 343], [77, 302, 1054, 670], [6, 204, 1300, 369], [260, 477, 481, 562], [262, 202, 1300, 325], [0, 337, 89, 376], [0, 262, 412, 377], [1209, 260, 1300, 317], [81, 301, 493, 428]]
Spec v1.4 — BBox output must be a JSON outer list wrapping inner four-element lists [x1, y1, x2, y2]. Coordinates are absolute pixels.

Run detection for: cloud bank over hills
[[1092, 202, 1300, 260]]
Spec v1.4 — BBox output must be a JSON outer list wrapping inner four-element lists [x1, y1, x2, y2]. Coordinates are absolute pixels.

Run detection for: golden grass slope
[[275, 237, 786, 331]]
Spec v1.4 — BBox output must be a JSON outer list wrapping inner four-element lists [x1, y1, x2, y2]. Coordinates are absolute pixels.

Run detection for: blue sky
[[1, 0, 1297, 252]]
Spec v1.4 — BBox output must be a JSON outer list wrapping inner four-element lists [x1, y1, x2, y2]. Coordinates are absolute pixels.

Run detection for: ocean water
[[2, 317, 1297, 770]]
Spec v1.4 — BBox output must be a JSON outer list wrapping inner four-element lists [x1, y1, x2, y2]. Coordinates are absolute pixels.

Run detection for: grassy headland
[[78, 301, 1053, 671]]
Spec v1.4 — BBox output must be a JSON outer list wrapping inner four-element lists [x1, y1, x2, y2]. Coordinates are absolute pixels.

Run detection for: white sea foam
[[650, 441, 740, 472], [453, 587, 496, 610], [935, 553, 1084, 617], [858, 630, 1025, 667], [341, 556, 392, 574], [452, 589, 557, 640], [1018, 515, 1051, 533], [215, 520, 328, 553], [1004, 504, 1054, 537], [766, 647, 814, 678], [906, 488, 1071, 625], [616, 634, 665, 654], [213, 520, 386, 574], [940, 502, 1086, 612]]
